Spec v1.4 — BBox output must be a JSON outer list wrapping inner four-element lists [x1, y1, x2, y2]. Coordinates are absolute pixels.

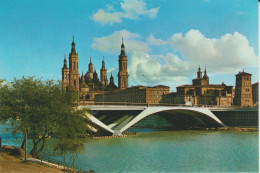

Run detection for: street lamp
[[142, 75, 148, 87]]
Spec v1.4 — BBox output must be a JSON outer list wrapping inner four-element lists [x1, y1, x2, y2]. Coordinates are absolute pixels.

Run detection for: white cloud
[[107, 67, 117, 73], [92, 29, 258, 89], [129, 53, 191, 88], [92, 0, 159, 25], [92, 9, 123, 25], [92, 29, 149, 54], [147, 34, 167, 45], [167, 30, 258, 73], [121, 0, 159, 19]]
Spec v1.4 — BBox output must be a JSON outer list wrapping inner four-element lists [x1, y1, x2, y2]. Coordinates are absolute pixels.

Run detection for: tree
[[0, 77, 89, 158]]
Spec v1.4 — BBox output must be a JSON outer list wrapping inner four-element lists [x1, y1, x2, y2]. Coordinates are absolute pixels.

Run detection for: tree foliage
[[0, 77, 89, 158]]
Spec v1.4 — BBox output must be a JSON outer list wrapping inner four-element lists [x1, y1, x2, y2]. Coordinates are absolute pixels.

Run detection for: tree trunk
[[30, 138, 42, 157], [34, 137, 46, 158], [21, 137, 25, 149]]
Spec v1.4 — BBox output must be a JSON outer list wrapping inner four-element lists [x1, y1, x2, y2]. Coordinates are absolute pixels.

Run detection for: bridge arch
[[114, 107, 224, 135]]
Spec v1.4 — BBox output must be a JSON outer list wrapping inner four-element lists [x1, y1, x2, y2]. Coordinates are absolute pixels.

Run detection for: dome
[[85, 72, 93, 82]]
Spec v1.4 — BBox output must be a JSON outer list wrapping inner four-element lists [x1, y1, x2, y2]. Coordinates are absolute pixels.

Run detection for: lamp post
[[142, 75, 148, 87], [102, 87, 104, 106]]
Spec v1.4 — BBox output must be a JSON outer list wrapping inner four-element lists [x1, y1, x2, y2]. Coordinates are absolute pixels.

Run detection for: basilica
[[62, 37, 129, 104]]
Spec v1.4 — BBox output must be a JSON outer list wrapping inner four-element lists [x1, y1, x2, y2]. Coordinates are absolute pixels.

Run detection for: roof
[[252, 82, 259, 86], [201, 84, 225, 88], [149, 85, 170, 88], [236, 71, 252, 76], [176, 85, 194, 88]]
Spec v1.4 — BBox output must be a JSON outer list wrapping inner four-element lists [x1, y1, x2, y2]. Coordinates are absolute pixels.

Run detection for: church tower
[[203, 65, 209, 85], [197, 65, 202, 78], [100, 56, 108, 88], [118, 38, 129, 89], [234, 70, 253, 107], [88, 57, 93, 73], [68, 36, 79, 90], [62, 54, 69, 89]]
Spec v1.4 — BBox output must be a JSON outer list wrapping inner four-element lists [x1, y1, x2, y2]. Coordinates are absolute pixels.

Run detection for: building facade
[[252, 82, 258, 106], [94, 85, 170, 104], [233, 71, 253, 107], [161, 66, 234, 107]]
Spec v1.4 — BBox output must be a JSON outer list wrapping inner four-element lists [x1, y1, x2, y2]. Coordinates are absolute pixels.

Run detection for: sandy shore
[[0, 146, 64, 173]]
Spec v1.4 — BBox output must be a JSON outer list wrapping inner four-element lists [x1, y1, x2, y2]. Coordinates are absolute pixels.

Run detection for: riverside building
[[94, 85, 170, 104], [161, 66, 234, 106]]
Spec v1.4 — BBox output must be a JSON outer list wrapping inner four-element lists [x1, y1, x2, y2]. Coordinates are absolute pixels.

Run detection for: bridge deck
[[81, 105, 240, 111]]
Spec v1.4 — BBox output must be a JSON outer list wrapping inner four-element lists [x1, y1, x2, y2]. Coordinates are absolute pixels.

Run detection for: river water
[[1, 125, 258, 172]]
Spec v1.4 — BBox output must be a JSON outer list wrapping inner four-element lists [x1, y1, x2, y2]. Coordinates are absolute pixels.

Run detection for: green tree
[[0, 77, 89, 158]]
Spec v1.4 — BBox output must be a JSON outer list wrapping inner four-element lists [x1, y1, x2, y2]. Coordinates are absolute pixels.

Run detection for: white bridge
[[79, 105, 226, 136]]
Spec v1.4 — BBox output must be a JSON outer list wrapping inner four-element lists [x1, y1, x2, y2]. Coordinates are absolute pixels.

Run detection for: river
[[0, 124, 258, 172]]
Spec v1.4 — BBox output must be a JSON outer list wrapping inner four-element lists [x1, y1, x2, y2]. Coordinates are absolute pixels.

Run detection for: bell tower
[[68, 36, 79, 90], [100, 56, 108, 88], [118, 38, 129, 89], [197, 65, 202, 78], [62, 54, 69, 89]]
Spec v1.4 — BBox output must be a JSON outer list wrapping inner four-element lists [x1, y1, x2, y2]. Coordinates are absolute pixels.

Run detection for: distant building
[[95, 85, 170, 104], [233, 71, 253, 107], [252, 82, 258, 106], [161, 66, 233, 106]]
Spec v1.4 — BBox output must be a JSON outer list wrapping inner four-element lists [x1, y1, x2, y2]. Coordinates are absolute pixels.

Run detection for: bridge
[[79, 105, 227, 136]]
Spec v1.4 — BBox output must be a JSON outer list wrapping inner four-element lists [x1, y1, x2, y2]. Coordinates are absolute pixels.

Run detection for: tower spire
[[102, 56, 105, 67], [71, 35, 76, 54], [203, 64, 208, 78], [63, 54, 67, 68], [120, 38, 125, 55]]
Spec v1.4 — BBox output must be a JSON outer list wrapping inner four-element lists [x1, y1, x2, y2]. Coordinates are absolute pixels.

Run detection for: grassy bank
[[0, 145, 64, 173]]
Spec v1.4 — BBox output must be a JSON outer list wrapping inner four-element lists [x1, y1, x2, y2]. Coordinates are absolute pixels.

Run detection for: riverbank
[[204, 127, 258, 132], [0, 146, 64, 173]]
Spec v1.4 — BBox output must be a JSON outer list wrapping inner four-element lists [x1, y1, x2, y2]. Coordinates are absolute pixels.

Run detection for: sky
[[0, 0, 258, 91]]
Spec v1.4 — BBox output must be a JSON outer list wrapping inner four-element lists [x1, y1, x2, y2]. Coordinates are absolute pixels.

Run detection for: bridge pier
[[113, 130, 122, 136]]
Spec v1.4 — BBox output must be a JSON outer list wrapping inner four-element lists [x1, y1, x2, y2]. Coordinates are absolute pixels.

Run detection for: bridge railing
[[80, 101, 257, 109], [39, 154, 86, 172]]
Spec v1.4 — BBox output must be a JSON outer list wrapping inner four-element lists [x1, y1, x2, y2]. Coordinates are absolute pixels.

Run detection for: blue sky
[[0, 0, 258, 91]]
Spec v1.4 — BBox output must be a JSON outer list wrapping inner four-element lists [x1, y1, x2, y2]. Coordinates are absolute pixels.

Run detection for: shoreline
[[0, 145, 95, 173], [204, 127, 258, 132]]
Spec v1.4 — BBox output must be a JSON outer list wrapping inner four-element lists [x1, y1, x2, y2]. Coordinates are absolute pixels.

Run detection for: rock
[[1, 145, 15, 152], [10, 147, 25, 157]]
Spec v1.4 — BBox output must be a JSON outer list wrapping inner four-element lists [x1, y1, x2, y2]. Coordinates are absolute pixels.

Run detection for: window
[[65, 74, 67, 80], [74, 80, 76, 86], [73, 62, 75, 69]]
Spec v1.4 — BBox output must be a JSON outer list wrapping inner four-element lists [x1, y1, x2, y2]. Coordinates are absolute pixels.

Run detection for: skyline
[[0, 0, 258, 91]]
